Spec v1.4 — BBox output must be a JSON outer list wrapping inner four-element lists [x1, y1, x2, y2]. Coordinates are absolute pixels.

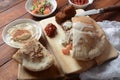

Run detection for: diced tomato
[[62, 48, 69, 55], [43, 8, 51, 15], [31, 8, 39, 14], [62, 44, 72, 55]]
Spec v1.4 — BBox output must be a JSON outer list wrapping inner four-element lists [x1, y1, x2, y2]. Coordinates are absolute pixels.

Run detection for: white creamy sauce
[[72, 22, 96, 58], [73, 22, 88, 30], [72, 22, 90, 43], [6, 23, 40, 48], [62, 21, 72, 30]]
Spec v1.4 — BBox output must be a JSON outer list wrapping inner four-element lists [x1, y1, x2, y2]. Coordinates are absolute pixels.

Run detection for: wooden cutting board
[[39, 17, 118, 74], [18, 10, 118, 79]]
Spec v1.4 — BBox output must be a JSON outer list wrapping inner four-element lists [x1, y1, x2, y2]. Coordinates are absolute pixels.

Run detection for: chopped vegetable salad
[[31, 0, 53, 15]]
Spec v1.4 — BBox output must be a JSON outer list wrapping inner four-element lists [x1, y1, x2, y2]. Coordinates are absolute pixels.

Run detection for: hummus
[[5, 22, 41, 48]]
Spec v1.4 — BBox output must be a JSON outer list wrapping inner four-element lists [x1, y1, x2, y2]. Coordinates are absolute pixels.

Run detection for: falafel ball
[[55, 12, 68, 24], [62, 5, 76, 18], [55, 5, 76, 24]]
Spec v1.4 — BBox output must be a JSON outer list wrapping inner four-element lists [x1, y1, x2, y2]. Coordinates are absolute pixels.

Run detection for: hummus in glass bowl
[[2, 19, 42, 48]]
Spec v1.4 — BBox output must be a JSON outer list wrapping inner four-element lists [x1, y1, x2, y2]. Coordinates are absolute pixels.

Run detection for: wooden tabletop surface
[[0, 0, 120, 80]]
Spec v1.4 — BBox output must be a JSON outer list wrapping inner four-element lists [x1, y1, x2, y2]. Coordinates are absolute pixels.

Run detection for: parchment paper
[[80, 21, 120, 80]]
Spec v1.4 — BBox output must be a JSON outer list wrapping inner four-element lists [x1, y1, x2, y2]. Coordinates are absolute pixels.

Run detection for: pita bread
[[70, 16, 107, 60], [13, 39, 54, 71]]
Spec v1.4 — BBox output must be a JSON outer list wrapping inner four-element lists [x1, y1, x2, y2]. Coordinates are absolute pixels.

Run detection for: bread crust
[[70, 16, 107, 60]]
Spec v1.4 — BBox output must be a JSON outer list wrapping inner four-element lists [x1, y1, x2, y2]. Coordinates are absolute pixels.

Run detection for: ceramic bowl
[[25, 0, 57, 17], [68, 0, 94, 9]]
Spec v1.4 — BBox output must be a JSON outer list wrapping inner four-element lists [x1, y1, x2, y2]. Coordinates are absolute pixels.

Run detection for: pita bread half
[[13, 39, 54, 72], [70, 16, 107, 60], [13, 49, 23, 64]]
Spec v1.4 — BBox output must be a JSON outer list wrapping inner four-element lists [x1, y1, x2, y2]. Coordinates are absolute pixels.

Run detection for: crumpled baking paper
[[79, 21, 120, 80]]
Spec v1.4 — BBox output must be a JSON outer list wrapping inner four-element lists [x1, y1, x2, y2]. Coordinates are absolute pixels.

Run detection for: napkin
[[80, 20, 120, 80], [98, 21, 120, 51]]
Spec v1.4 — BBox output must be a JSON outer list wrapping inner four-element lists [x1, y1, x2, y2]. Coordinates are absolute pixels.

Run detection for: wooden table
[[0, 0, 120, 80]]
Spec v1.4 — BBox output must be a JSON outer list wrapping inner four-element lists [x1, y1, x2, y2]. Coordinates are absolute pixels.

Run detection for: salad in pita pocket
[[13, 39, 54, 71], [61, 16, 107, 61]]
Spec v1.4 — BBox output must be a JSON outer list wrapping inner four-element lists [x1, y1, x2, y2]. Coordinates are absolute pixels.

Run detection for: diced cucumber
[[40, 7, 45, 14]]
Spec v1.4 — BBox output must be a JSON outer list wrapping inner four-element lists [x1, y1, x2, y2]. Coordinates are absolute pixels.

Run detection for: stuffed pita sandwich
[[13, 39, 54, 71]]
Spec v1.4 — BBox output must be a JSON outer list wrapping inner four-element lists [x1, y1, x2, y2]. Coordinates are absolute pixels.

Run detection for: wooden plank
[[0, 1, 27, 29], [20, 13, 54, 21], [0, 28, 4, 46], [95, 2, 120, 21], [0, 28, 16, 67], [86, 0, 119, 10], [0, 59, 18, 80], [85, 0, 98, 10], [113, 1, 120, 21], [0, 0, 25, 13], [95, 11, 120, 21], [0, 44, 17, 66], [56, 0, 68, 9], [85, 0, 120, 20]]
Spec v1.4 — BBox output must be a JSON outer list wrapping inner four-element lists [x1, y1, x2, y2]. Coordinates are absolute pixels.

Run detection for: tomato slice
[[62, 44, 72, 55]]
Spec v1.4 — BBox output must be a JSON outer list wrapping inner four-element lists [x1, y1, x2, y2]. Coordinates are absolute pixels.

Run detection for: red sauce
[[71, 0, 88, 5], [44, 23, 57, 38]]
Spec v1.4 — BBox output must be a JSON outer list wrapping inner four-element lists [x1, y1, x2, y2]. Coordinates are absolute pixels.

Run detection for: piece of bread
[[13, 50, 23, 64], [70, 16, 107, 60], [13, 39, 54, 71]]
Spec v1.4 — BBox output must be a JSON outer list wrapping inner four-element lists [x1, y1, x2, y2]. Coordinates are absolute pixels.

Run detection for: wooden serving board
[[18, 10, 118, 79], [39, 17, 118, 74]]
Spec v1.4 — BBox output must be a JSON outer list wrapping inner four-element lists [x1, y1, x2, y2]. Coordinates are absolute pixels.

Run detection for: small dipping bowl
[[68, 0, 94, 9]]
